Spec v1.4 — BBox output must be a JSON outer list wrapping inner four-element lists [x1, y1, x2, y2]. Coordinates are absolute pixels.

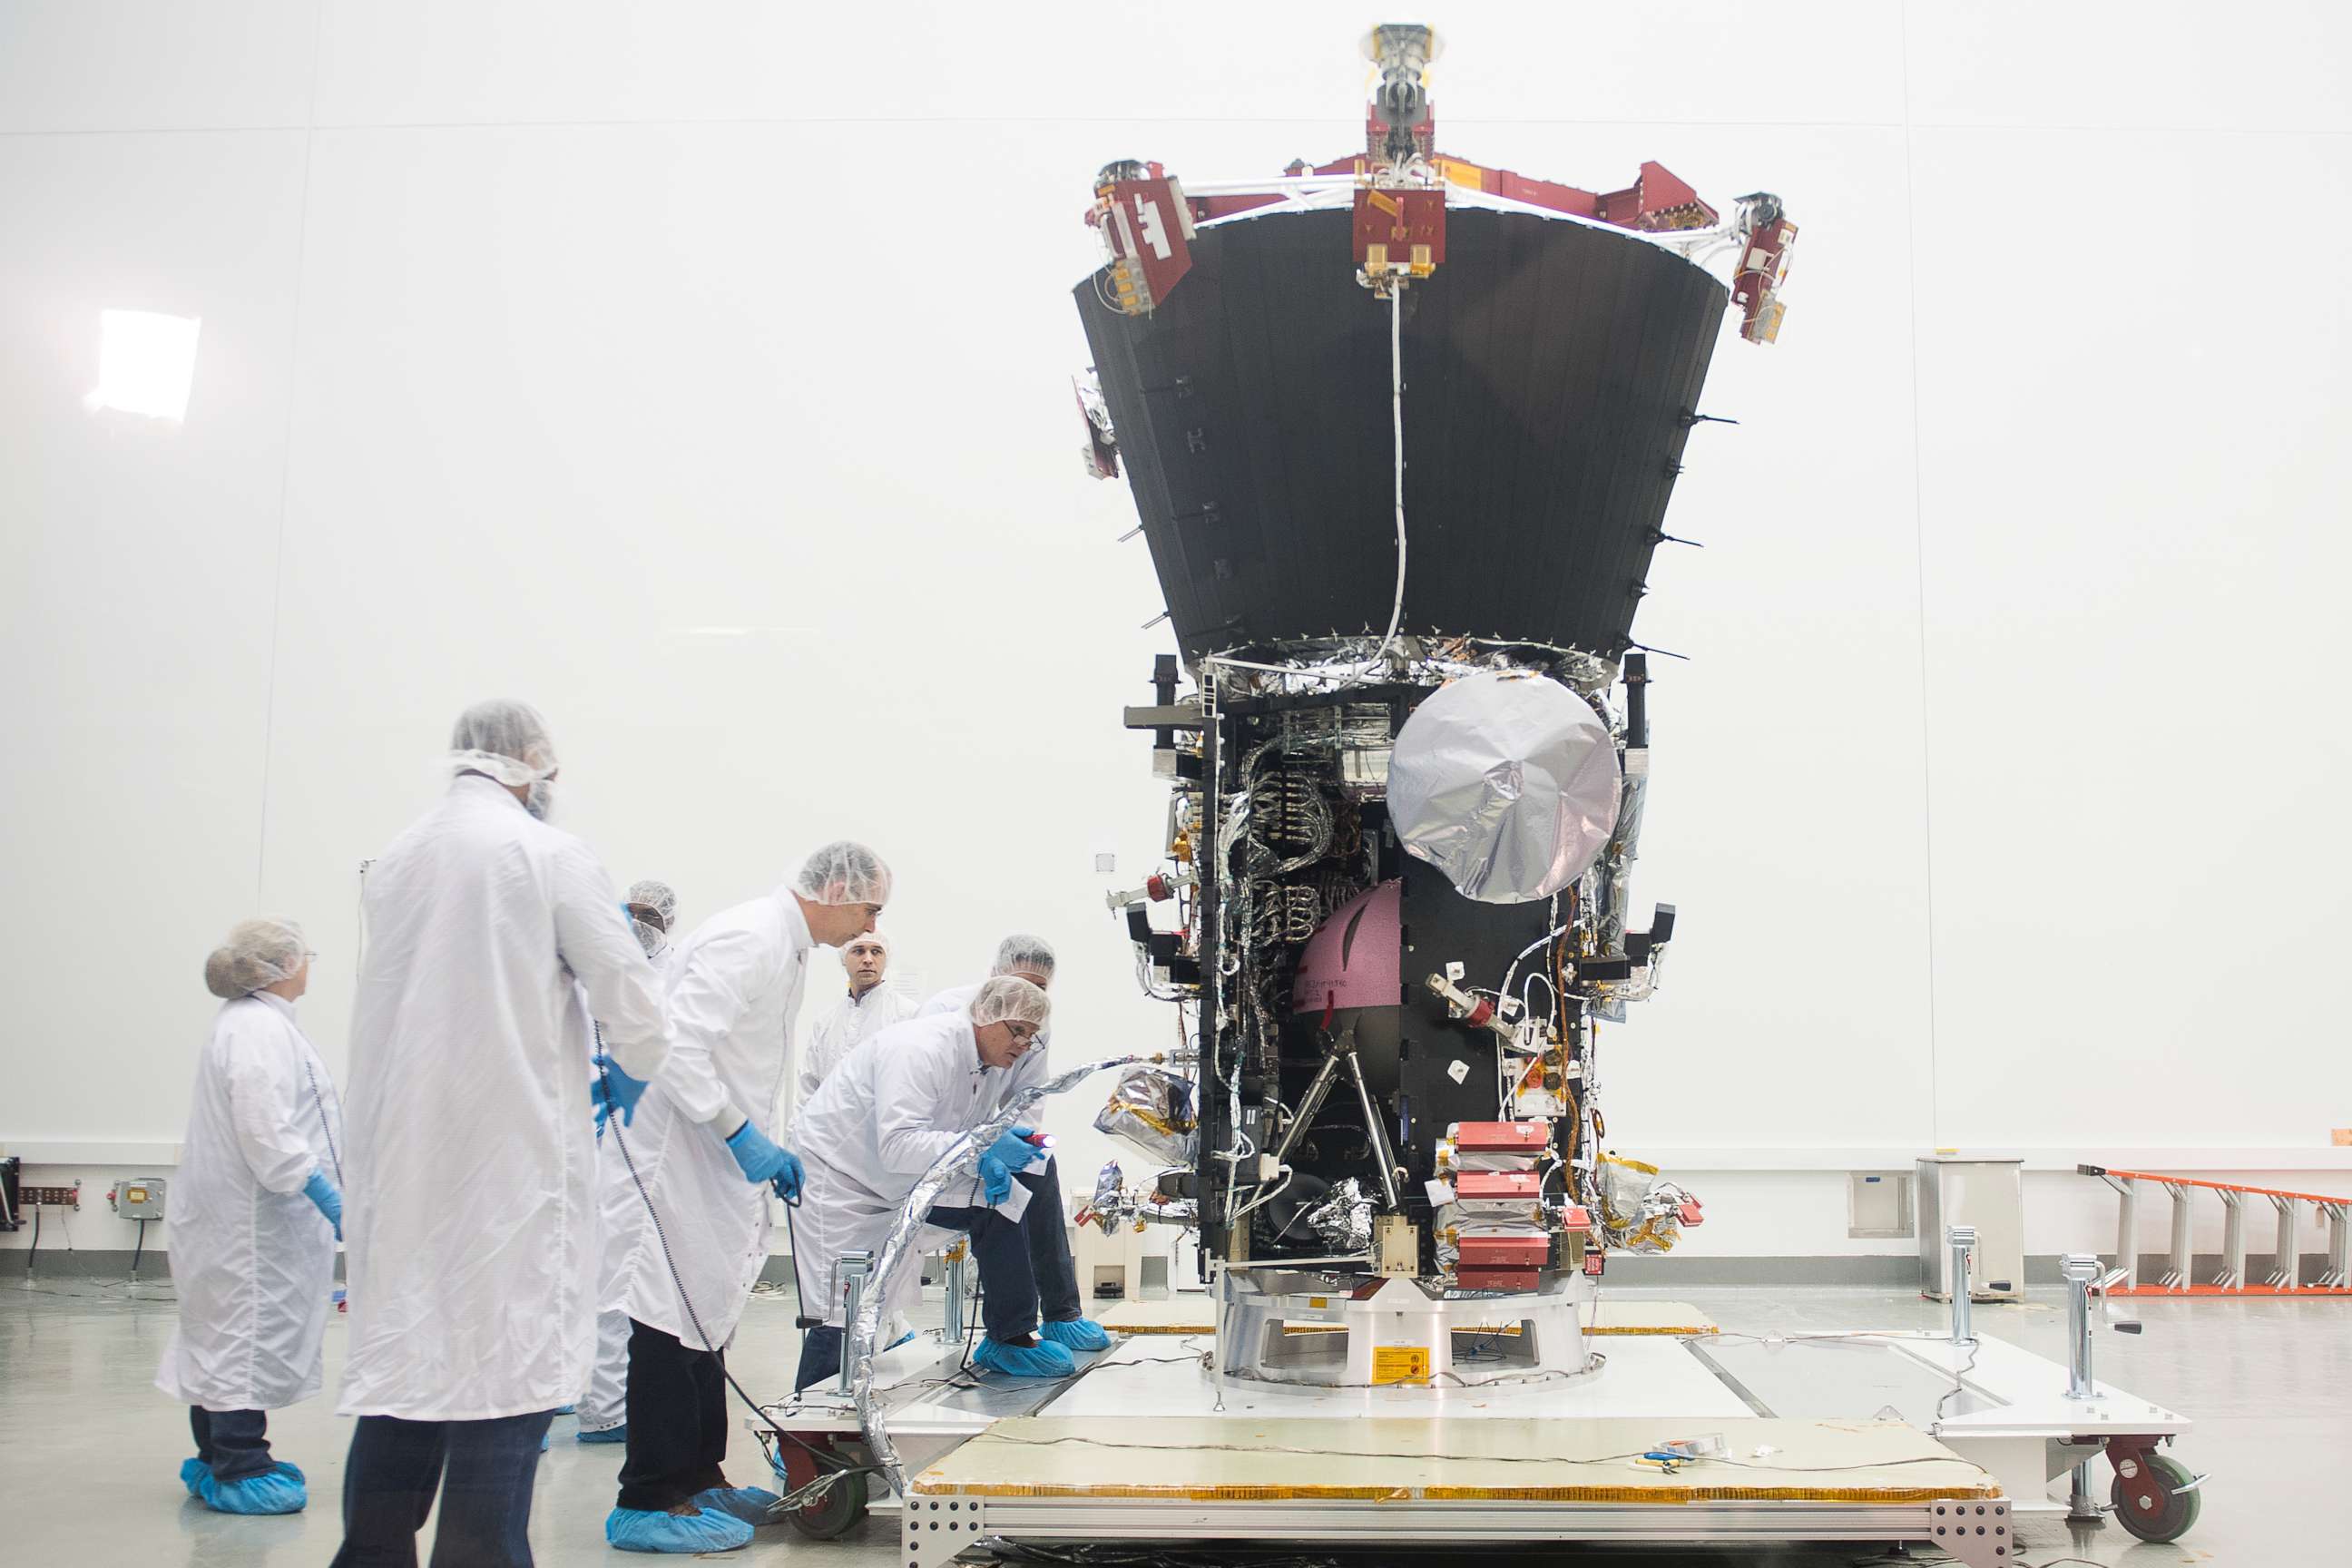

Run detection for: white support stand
[[2321, 1200, 2352, 1289], [2113, 1176, 2139, 1289], [2160, 1181, 2194, 1290], [2266, 1193, 2300, 1290], [2214, 1188, 2247, 1290], [2088, 1162, 2351, 1295]]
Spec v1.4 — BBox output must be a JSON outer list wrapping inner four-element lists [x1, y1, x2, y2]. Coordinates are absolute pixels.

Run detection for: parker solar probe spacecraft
[[1076, 21, 1796, 1387], [802, 35, 2200, 1562]]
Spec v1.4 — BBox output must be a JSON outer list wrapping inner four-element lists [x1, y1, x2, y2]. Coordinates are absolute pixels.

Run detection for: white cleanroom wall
[[5, 2, 2349, 1261]]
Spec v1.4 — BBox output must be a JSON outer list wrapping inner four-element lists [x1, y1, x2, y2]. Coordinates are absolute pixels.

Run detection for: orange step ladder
[[2080, 1164, 2352, 1297]]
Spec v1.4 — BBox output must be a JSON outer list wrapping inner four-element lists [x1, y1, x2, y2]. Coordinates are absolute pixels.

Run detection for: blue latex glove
[[724, 1121, 805, 1201], [591, 1053, 649, 1131], [977, 1152, 1013, 1207], [302, 1168, 343, 1240], [983, 1126, 1046, 1172]]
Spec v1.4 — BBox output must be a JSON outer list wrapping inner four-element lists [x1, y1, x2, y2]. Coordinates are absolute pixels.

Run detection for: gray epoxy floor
[[4, 1272, 2340, 1566]]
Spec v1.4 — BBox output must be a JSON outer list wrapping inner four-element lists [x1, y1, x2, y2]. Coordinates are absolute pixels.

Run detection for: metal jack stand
[[938, 1242, 969, 1345], [1945, 1227, 1975, 1344], [836, 1251, 873, 1396], [2060, 1255, 2111, 1524]]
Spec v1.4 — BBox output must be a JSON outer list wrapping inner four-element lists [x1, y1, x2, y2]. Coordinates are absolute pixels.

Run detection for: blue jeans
[[190, 1406, 273, 1482], [615, 1318, 729, 1512], [329, 1409, 556, 1568], [794, 1325, 845, 1394], [926, 1156, 1083, 1342]]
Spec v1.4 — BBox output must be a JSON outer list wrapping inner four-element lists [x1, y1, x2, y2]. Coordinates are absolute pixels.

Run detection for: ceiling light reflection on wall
[[86, 309, 202, 420]]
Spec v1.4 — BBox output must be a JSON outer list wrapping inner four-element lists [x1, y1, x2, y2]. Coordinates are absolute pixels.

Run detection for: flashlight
[[1023, 1132, 1057, 1151]]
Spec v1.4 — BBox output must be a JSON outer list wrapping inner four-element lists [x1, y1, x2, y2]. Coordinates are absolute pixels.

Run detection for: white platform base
[[760, 1322, 2190, 1549]]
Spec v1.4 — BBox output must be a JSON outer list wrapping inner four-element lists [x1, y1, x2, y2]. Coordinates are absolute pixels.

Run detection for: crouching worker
[[791, 977, 1106, 1389]]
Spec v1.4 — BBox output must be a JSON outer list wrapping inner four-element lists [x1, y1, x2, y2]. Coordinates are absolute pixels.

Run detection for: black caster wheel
[[788, 1469, 868, 1539], [2112, 1451, 2200, 1544]]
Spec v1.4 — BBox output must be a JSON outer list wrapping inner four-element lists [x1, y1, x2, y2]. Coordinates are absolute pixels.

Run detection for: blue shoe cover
[[972, 1337, 1076, 1378], [268, 1460, 306, 1485], [1039, 1317, 1112, 1353], [196, 1465, 308, 1515], [605, 1504, 754, 1553], [576, 1422, 627, 1445], [886, 1328, 916, 1351], [554, 1404, 576, 1415], [180, 1457, 208, 1496], [691, 1485, 781, 1524]]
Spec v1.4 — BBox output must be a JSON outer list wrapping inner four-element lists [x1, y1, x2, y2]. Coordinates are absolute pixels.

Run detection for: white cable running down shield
[[1365, 283, 1407, 670]]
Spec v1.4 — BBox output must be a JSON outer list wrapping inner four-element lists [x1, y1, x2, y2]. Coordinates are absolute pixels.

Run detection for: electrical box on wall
[[112, 1177, 167, 1220]]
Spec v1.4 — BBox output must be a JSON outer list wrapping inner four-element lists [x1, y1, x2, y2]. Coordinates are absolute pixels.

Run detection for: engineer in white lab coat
[[600, 842, 891, 1556], [792, 976, 1104, 1390], [330, 701, 681, 1568], [915, 934, 1108, 1357], [155, 916, 343, 1517], [796, 930, 916, 1110], [577, 877, 683, 1447]]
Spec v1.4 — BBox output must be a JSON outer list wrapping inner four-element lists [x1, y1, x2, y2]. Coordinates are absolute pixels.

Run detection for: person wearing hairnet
[[917, 935, 1110, 1356], [330, 701, 684, 1568], [602, 842, 891, 1555], [576, 877, 684, 1447], [920, 932, 1054, 1029], [623, 879, 679, 962], [791, 976, 1094, 1390], [794, 930, 919, 1349], [155, 917, 341, 1516], [797, 932, 915, 1109]]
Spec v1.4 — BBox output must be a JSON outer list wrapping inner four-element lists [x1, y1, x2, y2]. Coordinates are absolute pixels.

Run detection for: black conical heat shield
[[1076, 206, 1729, 662]]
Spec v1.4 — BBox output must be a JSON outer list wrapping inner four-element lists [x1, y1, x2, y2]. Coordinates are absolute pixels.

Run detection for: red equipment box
[[1458, 1234, 1550, 1269], [1456, 1268, 1540, 1290], [1351, 185, 1446, 277], [1452, 1122, 1549, 1155], [1454, 1171, 1543, 1200]]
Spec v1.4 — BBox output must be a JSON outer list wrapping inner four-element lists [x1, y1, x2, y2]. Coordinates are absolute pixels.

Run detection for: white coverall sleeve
[[797, 1006, 845, 1108], [221, 1017, 320, 1195], [658, 928, 765, 1131], [872, 1044, 969, 1179], [551, 839, 671, 1085], [795, 1036, 824, 1110]]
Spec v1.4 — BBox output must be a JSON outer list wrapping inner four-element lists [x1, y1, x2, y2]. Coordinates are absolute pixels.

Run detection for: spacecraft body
[[1076, 26, 1793, 1386]]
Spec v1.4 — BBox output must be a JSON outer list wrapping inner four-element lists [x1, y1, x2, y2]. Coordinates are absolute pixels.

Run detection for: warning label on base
[[1371, 1346, 1431, 1385]]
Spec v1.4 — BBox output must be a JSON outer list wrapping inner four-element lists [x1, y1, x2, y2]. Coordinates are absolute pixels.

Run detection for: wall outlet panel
[[113, 1177, 167, 1219], [21, 1186, 81, 1208]]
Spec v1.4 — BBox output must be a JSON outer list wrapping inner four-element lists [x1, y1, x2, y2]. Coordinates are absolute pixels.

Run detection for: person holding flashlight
[[789, 976, 1097, 1387]]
